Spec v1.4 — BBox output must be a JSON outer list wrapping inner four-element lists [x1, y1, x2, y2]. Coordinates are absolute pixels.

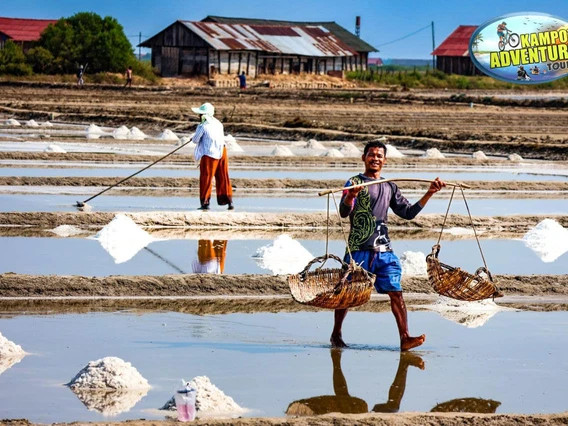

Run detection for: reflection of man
[[331, 141, 445, 351], [285, 350, 424, 416], [192, 240, 227, 274]]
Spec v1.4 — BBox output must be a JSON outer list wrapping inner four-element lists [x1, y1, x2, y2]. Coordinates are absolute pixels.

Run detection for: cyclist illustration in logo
[[497, 21, 519, 51]]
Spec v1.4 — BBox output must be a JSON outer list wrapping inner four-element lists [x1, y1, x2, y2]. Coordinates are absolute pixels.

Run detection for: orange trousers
[[199, 146, 233, 206], [197, 240, 227, 273]]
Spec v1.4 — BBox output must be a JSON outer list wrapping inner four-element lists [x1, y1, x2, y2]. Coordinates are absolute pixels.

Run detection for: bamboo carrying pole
[[318, 178, 471, 197]]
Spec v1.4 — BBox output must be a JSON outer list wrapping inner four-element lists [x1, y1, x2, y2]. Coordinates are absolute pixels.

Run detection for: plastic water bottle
[[174, 382, 196, 422]]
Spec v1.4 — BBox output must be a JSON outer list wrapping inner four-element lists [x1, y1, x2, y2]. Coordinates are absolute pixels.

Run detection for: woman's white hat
[[191, 102, 214, 116]]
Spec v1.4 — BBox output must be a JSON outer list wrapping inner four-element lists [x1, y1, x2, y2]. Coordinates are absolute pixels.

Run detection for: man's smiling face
[[363, 146, 387, 174]]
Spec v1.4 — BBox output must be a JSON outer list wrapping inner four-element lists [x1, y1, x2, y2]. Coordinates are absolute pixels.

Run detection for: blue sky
[[1, 0, 567, 59]]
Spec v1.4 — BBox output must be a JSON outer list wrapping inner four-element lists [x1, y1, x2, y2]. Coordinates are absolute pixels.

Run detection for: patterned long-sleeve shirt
[[339, 174, 423, 252], [193, 116, 225, 161]]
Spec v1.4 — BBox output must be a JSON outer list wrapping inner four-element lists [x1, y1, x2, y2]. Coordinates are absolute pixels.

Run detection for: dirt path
[[0, 211, 565, 232]]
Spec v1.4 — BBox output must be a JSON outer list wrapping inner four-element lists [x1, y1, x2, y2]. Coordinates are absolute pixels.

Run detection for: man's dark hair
[[363, 140, 387, 156]]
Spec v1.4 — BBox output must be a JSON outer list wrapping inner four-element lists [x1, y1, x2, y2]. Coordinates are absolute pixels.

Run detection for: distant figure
[[76, 65, 85, 87], [530, 65, 540, 75], [124, 66, 133, 88], [237, 71, 247, 89]]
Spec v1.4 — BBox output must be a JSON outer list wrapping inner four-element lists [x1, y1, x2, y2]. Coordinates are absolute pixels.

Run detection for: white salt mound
[[0, 332, 26, 359], [423, 148, 445, 159], [508, 153, 523, 162], [385, 144, 405, 158], [127, 126, 146, 140], [253, 234, 313, 275], [71, 387, 148, 416], [321, 148, 344, 158], [472, 150, 488, 160], [86, 124, 105, 139], [400, 251, 427, 276], [42, 121, 54, 127], [423, 296, 502, 328], [50, 224, 84, 237], [338, 142, 361, 156], [92, 214, 154, 264], [522, 219, 568, 263], [305, 139, 325, 150], [224, 134, 244, 152], [271, 145, 294, 157], [178, 135, 196, 147], [159, 129, 180, 141], [68, 356, 150, 390], [188, 376, 246, 417], [25, 119, 39, 127], [44, 144, 67, 153], [113, 125, 130, 140], [5, 118, 20, 126]]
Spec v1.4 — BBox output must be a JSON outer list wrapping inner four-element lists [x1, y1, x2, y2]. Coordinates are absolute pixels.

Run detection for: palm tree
[[472, 33, 484, 52]]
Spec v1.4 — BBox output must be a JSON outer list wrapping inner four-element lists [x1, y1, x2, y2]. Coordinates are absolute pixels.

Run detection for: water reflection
[[192, 240, 228, 274], [286, 349, 501, 415], [69, 388, 149, 416]]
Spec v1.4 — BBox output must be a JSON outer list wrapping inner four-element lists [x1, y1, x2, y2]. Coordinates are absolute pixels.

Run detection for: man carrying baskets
[[332, 141, 445, 351]]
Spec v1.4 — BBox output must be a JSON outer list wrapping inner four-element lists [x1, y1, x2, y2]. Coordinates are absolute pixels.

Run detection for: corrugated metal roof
[[203, 16, 378, 52], [0, 17, 57, 42], [432, 25, 478, 57], [183, 21, 357, 57]]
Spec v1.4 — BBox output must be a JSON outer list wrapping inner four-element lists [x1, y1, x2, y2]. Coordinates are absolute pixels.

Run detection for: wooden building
[[140, 16, 377, 78], [432, 25, 483, 75], [0, 17, 56, 51]]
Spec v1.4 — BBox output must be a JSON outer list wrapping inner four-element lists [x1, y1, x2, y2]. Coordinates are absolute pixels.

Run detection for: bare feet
[[400, 334, 426, 352], [330, 334, 348, 348], [401, 352, 426, 370]]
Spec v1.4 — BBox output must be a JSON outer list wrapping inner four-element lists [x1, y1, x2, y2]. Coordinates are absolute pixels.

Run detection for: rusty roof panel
[[182, 21, 355, 57], [432, 25, 477, 56], [0, 17, 57, 41], [250, 25, 299, 37]]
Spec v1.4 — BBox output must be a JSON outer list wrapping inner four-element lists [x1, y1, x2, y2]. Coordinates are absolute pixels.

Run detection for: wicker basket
[[288, 254, 375, 309], [426, 245, 503, 301]]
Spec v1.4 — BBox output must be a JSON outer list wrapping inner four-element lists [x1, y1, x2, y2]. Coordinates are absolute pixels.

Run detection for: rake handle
[[318, 178, 470, 197]]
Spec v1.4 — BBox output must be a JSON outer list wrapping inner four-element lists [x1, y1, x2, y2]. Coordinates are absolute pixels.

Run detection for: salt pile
[[91, 214, 154, 263], [399, 251, 427, 276], [224, 134, 244, 153], [338, 142, 361, 156], [67, 356, 150, 416], [42, 121, 54, 127], [25, 119, 39, 127], [50, 224, 84, 237], [385, 144, 405, 158], [321, 148, 344, 158], [5, 118, 20, 126], [127, 126, 146, 140], [44, 144, 67, 153], [86, 124, 106, 139], [0, 332, 27, 376], [159, 129, 180, 141], [472, 150, 488, 160], [304, 139, 326, 150], [508, 153, 523, 162], [68, 356, 150, 390], [253, 234, 313, 275], [112, 125, 130, 140], [422, 296, 503, 328], [522, 219, 568, 263], [423, 148, 445, 159], [271, 145, 294, 157]]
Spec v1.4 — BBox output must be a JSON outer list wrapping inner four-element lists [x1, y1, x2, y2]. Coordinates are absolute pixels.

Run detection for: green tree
[[26, 46, 54, 73], [0, 40, 32, 75], [38, 11, 135, 73]]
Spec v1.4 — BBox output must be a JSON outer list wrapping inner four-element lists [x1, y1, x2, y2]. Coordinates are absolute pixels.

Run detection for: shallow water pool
[[0, 310, 566, 422]]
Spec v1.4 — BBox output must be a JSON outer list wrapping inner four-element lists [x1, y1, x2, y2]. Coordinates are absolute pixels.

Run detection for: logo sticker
[[469, 12, 568, 84]]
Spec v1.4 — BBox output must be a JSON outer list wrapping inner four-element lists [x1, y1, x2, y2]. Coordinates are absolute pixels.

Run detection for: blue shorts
[[344, 250, 402, 293]]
